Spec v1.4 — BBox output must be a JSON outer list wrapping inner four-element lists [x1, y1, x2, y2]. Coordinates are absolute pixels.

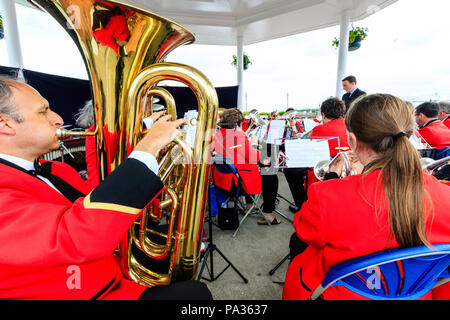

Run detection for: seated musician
[[0, 78, 212, 300], [309, 97, 351, 158], [415, 102, 450, 150], [212, 108, 262, 197], [439, 101, 450, 129], [283, 94, 450, 300]]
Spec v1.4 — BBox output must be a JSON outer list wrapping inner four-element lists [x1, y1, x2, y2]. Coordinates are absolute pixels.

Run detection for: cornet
[[314, 152, 355, 180]]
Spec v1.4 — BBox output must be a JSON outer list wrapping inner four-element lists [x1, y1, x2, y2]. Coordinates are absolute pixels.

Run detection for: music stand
[[196, 184, 249, 284]]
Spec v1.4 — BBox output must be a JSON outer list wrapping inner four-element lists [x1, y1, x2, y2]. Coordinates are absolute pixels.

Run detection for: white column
[[0, 0, 24, 69], [335, 10, 351, 98], [236, 35, 244, 110]]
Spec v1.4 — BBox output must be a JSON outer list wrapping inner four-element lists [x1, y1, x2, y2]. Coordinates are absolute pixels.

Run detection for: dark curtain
[[23, 69, 92, 127], [0, 66, 20, 77], [1, 66, 237, 126]]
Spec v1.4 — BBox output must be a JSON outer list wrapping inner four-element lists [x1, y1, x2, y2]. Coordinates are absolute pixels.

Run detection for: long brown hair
[[345, 94, 431, 248]]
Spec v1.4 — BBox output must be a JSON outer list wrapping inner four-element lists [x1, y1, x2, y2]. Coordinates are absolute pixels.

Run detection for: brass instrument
[[283, 109, 300, 120], [34, 0, 218, 287], [245, 109, 266, 132], [424, 156, 450, 175], [314, 152, 354, 180]]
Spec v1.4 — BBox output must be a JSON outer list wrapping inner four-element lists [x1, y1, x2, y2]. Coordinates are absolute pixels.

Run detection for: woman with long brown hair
[[283, 94, 450, 300]]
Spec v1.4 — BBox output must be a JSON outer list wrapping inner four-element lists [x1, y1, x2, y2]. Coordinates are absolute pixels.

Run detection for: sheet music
[[409, 134, 424, 149], [285, 139, 331, 168], [266, 120, 285, 145], [303, 118, 319, 133], [183, 110, 198, 148]]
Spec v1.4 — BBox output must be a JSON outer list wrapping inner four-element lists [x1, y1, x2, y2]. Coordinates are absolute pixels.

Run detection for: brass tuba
[[32, 0, 218, 287]]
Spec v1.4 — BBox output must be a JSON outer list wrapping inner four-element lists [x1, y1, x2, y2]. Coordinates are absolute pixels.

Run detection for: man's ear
[[0, 114, 17, 135]]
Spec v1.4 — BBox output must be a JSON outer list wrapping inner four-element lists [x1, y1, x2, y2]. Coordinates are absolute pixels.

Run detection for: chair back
[[436, 147, 450, 160], [311, 244, 450, 300], [211, 154, 243, 207], [213, 155, 240, 177]]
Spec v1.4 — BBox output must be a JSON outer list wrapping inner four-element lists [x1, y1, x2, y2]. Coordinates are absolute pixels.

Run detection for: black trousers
[[139, 280, 213, 300], [261, 174, 279, 213], [283, 167, 308, 208]]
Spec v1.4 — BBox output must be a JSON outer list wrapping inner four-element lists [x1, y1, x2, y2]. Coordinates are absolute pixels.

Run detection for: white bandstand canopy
[[2, 0, 398, 108]]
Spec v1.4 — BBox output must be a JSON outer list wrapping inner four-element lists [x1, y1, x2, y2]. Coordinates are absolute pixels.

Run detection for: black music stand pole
[[197, 187, 248, 284]]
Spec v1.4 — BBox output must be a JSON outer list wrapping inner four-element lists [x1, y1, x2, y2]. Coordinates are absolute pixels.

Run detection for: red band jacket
[[310, 118, 351, 158], [418, 120, 450, 150], [0, 158, 163, 299], [443, 117, 450, 130], [282, 170, 450, 300], [212, 128, 261, 195]]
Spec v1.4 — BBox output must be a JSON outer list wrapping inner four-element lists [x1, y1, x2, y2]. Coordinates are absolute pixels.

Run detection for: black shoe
[[289, 205, 300, 213]]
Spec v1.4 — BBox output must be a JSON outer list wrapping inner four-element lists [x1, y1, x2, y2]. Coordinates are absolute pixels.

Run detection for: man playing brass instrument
[[0, 78, 212, 300]]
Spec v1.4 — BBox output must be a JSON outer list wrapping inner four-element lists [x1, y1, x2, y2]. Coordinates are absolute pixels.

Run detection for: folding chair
[[212, 155, 267, 238], [311, 244, 450, 300], [436, 147, 450, 160]]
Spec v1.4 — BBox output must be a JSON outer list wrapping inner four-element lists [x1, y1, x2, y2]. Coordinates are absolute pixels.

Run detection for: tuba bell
[[32, 0, 218, 287]]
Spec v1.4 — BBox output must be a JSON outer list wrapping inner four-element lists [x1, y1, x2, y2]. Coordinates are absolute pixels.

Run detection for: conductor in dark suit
[[342, 75, 366, 111]]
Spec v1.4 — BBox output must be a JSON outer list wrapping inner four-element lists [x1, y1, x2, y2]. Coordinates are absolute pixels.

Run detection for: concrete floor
[[197, 172, 296, 300]]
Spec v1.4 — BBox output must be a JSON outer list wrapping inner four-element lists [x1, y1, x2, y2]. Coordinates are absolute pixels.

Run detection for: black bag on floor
[[217, 207, 239, 230]]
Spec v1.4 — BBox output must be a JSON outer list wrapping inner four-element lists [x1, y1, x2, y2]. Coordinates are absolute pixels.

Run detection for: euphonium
[[32, 0, 218, 286], [283, 109, 300, 120], [245, 109, 266, 134]]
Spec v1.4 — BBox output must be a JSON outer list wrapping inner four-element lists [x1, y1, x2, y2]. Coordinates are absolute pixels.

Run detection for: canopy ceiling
[[19, 0, 398, 46], [123, 0, 398, 45]]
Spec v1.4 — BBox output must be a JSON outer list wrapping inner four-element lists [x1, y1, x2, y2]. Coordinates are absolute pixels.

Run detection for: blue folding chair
[[311, 244, 450, 300], [212, 155, 266, 238], [436, 147, 450, 160]]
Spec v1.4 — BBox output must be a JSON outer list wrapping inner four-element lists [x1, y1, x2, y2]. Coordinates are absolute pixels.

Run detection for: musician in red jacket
[[0, 79, 211, 300], [213, 108, 261, 196], [283, 94, 450, 300], [439, 101, 450, 129], [415, 102, 450, 150], [310, 97, 351, 158]]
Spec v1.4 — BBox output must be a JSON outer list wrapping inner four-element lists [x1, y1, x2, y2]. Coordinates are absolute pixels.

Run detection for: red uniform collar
[[421, 118, 441, 128]]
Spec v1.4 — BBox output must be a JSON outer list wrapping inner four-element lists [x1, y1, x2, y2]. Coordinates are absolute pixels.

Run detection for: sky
[[1, 0, 450, 113]]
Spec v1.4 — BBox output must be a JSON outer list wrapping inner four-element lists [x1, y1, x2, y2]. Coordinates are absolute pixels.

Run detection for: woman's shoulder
[[423, 172, 450, 190], [309, 171, 379, 195]]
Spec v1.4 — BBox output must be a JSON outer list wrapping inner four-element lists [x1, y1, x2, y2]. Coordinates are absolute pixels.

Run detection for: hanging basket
[[232, 53, 252, 70], [348, 37, 362, 51], [332, 26, 368, 52]]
